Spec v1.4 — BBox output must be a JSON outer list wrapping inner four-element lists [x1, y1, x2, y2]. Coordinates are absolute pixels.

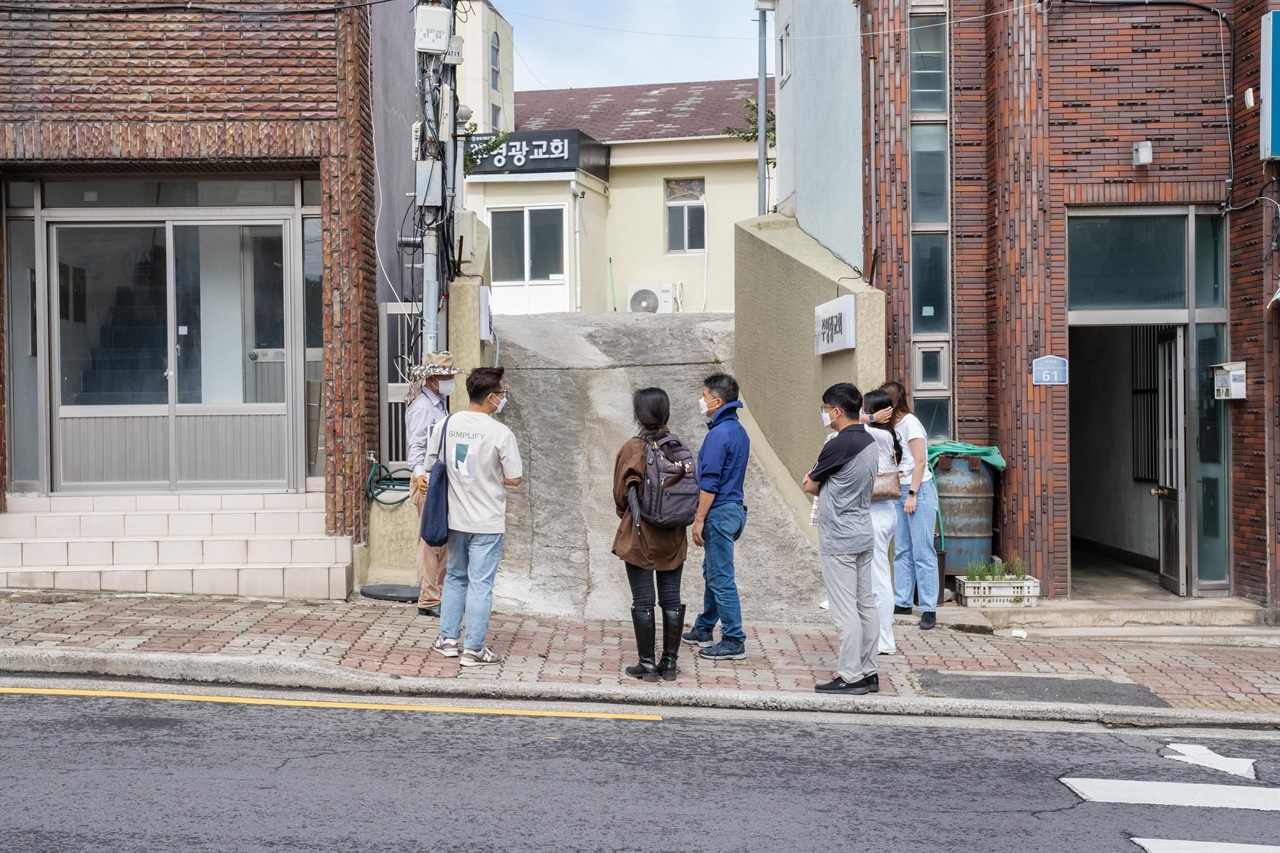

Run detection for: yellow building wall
[[605, 160, 756, 314]]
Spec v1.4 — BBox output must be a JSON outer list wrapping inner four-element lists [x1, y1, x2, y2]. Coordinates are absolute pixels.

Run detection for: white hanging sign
[[814, 295, 857, 355]]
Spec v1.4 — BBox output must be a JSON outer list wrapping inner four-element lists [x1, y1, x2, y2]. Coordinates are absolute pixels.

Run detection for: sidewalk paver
[[1, 592, 1277, 716]]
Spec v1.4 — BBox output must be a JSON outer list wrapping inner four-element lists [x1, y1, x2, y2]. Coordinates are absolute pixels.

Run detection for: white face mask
[[493, 395, 507, 414], [821, 411, 833, 429], [437, 379, 456, 396], [698, 397, 710, 416]]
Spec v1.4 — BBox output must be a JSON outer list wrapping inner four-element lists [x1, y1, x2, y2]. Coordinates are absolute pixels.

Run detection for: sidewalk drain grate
[[359, 584, 421, 603]]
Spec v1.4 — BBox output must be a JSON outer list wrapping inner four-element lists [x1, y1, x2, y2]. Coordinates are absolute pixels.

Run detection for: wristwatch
[[908, 489, 917, 497]]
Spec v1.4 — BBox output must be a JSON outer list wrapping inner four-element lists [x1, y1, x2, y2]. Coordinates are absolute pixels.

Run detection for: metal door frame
[[46, 214, 301, 493], [1155, 327, 1189, 596]]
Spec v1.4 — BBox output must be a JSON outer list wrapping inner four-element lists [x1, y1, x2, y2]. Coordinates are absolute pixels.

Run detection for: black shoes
[[920, 611, 936, 630], [417, 605, 441, 618], [625, 607, 660, 682], [893, 605, 914, 616], [657, 604, 685, 681], [815, 674, 877, 695]]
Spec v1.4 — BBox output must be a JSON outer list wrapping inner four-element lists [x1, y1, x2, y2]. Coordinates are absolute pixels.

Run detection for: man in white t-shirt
[[430, 366, 523, 666]]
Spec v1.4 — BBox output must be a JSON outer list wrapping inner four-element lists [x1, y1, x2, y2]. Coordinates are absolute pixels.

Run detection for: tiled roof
[[515, 78, 775, 143]]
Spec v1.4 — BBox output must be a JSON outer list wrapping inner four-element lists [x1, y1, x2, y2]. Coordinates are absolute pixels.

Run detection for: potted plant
[[955, 557, 1040, 607]]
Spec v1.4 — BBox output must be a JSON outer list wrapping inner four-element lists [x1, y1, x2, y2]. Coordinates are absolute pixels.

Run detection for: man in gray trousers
[[801, 382, 881, 695]]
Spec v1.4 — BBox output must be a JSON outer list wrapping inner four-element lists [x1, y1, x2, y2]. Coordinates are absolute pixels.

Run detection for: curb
[[2, 648, 1277, 730]]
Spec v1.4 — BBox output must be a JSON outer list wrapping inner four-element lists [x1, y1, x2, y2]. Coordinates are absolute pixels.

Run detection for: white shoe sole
[[433, 644, 459, 658], [459, 655, 501, 667]]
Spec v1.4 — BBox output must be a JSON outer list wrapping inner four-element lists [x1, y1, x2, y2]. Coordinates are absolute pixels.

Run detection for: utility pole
[[755, 1, 775, 216], [411, 0, 462, 356]]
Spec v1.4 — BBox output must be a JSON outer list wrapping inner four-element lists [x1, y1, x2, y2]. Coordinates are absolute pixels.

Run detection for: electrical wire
[[0, 0, 406, 14]]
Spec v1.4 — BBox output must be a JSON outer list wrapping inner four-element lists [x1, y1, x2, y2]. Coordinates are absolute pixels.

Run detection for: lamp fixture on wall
[[1132, 141, 1153, 167]]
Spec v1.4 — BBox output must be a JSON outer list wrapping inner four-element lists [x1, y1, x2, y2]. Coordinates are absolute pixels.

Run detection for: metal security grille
[[1131, 326, 1159, 483], [379, 302, 422, 466]]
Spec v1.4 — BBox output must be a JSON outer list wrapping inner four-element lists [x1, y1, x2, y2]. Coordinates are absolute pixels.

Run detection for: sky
[[487, 0, 775, 91]]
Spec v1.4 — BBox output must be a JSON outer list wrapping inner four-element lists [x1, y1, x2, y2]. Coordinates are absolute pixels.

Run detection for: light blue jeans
[[440, 530, 504, 651], [893, 480, 939, 613]]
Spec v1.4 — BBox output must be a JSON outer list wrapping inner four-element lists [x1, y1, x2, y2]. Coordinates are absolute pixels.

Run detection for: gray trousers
[[819, 550, 880, 683]]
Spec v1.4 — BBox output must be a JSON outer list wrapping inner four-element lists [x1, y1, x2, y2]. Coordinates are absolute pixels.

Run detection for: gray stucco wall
[[774, 0, 863, 269], [371, 3, 420, 306]]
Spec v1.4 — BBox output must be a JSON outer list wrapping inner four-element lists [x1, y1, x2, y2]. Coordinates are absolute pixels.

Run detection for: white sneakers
[[432, 636, 459, 658], [460, 646, 502, 667]]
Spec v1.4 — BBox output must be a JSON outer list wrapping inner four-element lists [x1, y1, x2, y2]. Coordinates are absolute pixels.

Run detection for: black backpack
[[638, 433, 700, 529]]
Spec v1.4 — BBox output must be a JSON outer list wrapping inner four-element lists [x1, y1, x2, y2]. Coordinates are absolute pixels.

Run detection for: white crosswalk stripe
[[1060, 778, 1279, 811], [1132, 841, 1280, 853]]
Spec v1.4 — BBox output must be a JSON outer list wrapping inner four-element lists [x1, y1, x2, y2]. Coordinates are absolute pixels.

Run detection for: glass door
[[50, 221, 294, 492], [1153, 327, 1188, 596], [50, 224, 172, 489]]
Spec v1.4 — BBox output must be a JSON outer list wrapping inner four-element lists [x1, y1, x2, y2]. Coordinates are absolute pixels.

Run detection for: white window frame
[[779, 22, 792, 86], [912, 341, 951, 393], [490, 31, 501, 92], [487, 204, 567, 285], [491, 105, 501, 133], [664, 179, 706, 255]]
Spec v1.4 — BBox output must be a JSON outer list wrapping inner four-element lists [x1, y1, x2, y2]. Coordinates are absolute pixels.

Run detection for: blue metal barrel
[[933, 455, 996, 571]]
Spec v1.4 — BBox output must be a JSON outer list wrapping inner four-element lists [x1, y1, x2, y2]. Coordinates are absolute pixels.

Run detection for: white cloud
[[491, 0, 775, 90]]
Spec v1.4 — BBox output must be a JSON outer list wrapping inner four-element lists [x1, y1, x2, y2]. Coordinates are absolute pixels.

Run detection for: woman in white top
[[882, 381, 940, 630], [862, 388, 901, 654]]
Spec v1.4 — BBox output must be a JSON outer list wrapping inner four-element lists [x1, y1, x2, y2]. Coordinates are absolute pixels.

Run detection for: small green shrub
[[1010, 557, 1028, 581], [965, 564, 980, 582]]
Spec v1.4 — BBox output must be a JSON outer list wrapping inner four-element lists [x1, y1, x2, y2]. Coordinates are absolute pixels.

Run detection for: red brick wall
[[0, 3, 379, 543], [869, 0, 1276, 604], [0, 1, 340, 122]]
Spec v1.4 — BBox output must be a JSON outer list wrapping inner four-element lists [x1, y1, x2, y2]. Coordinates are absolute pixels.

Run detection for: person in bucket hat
[[405, 352, 467, 617]]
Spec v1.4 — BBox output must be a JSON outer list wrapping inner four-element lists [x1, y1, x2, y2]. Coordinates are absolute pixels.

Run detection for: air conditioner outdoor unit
[[627, 283, 675, 314]]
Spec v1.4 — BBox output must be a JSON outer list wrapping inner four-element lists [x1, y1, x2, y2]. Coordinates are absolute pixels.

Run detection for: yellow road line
[[0, 687, 662, 721]]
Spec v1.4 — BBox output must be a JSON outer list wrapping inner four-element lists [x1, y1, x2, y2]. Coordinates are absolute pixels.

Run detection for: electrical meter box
[[415, 5, 452, 54], [1212, 362, 1246, 400]]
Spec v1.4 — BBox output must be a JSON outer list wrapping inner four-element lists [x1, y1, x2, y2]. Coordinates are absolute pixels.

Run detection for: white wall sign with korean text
[[815, 295, 857, 355]]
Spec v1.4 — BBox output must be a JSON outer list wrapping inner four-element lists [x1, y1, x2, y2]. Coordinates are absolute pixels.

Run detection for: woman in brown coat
[[613, 387, 689, 681]]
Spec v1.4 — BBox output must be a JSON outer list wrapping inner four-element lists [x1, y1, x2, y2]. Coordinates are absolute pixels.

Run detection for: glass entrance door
[[50, 221, 294, 491], [1154, 328, 1188, 596]]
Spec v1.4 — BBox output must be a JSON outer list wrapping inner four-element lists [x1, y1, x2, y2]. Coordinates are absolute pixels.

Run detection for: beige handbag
[[872, 472, 901, 502]]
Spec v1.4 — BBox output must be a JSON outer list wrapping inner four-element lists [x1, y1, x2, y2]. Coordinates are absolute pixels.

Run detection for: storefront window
[[5, 181, 35, 208], [911, 233, 949, 334], [1195, 216, 1225, 308], [1195, 324, 1228, 584], [1068, 216, 1186, 309], [4, 219, 39, 484], [43, 179, 295, 208], [915, 397, 951, 441], [491, 207, 565, 282]]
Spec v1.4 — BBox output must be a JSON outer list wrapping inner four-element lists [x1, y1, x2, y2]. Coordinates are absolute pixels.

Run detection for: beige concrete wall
[[606, 159, 756, 314], [457, 3, 514, 133], [734, 214, 886, 487]]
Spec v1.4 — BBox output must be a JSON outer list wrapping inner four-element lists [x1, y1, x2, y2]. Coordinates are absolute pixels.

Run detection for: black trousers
[[625, 563, 684, 609]]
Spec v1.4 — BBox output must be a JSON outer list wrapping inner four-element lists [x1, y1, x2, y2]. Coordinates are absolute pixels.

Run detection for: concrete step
[[0, 508, 326, 540], [2, 533, 352, 569], [0, 563, 352, 600], [1007, 626, 1280, 647], [5, 493, 325, 513], [984, 601, 1270, 630]]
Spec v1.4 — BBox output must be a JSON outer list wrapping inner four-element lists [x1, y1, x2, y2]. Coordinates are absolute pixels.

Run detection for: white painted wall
[[198, 226, 245, 404], [774, 0, 863, 269], [1069, 326, 1160, 561]]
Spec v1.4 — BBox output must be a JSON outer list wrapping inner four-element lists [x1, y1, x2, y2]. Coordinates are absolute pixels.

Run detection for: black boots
[[657, 604, 686, 681], [625, 607, 660, 681]]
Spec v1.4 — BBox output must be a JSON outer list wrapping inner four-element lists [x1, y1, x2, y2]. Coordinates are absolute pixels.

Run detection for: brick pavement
[[0, 592, 1277, 715]]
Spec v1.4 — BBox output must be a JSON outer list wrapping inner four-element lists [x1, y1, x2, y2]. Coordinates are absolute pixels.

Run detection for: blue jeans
[[692, 502, 747, 643], [440, 530, 504, 651], [893, 480, 939, 612]]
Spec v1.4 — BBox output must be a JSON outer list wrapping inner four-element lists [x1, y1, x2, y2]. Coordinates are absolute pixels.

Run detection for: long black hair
[[632, 387, 670, 435], [864, 388, 902, 464]]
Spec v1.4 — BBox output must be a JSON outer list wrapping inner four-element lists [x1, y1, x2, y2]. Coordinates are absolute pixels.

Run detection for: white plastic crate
[[955, 577, 1040, 608]]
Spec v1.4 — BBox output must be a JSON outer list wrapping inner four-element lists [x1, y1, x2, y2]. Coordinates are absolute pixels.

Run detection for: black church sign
[[467, 129, 609, 182]]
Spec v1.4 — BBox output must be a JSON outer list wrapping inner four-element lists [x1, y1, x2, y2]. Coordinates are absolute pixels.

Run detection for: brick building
[[0, 1, 416, 598], [744, 0, 1277, 607]]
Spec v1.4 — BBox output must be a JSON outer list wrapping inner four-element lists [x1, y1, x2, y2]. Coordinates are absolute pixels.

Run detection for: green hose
[[366, 463, 413, 506]]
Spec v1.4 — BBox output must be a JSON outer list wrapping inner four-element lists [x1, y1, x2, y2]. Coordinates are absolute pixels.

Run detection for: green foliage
[[462, 123, 510, 177], [1010, 557, 1028, 581], [965, 564, 980, 582], [725, 99, 777, 149]]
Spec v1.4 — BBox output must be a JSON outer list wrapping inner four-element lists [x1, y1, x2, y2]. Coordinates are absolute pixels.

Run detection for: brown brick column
[[987, 4, 1068, 596], [324, 6, 378, 541], [1230, 0, 1279, 606]]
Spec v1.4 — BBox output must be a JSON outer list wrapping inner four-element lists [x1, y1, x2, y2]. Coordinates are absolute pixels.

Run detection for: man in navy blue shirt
[[683, 373, 751, 660]]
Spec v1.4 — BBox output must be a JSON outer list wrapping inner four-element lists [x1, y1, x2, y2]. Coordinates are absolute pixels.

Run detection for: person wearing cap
[[405, 352, 465, 618]]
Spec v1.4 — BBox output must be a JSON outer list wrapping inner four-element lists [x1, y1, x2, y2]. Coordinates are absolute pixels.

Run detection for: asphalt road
[[0, 681, 1276, 853]]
